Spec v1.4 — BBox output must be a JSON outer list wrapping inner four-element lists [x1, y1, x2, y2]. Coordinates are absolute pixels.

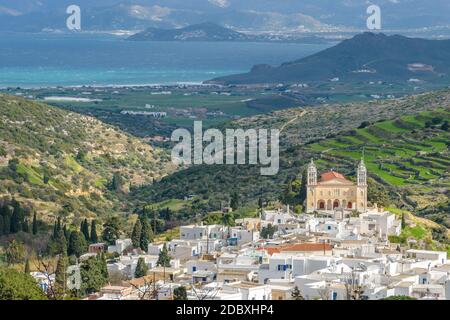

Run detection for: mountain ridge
[[1, 0, 450, 32], [208, 32, 450, 85]]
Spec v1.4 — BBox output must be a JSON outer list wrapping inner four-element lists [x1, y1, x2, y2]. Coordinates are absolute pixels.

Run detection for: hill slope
[[0, 94, 175, 223], [134, 90, 450, 226], [209, 33, 450, 84]]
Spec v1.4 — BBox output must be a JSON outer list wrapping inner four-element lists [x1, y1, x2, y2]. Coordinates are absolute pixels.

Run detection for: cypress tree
[[55, 254, 69, 294], [0, 217, 4, 236], [401, 212, 406, 230], [10, 209, 21, 233], [157, 243, 171, 267], [3, 213, 11, 235], [139, 217, 152, 252], [68, 231, 87, 258], [32, 212, 38, 235], [53, 228, 68, 256], [230, 192, 239, 211], [24, 258, 30, 274], [81, 219, 90, 242], [99, 253, 108, 280], [63, 225, 70, 242], [52, 221, 58, 240], [90, 220, 98, 243], [131, 219, 142, 248], [299, 168, 308, 205], [22, 219, 29, 233], [134, 257, 148, 278], [56, 217, 62, 235]]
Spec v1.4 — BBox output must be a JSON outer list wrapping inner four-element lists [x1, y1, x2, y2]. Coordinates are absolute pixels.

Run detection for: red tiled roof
[[321, 171, 346, 181], [318, 171, 353, 184]]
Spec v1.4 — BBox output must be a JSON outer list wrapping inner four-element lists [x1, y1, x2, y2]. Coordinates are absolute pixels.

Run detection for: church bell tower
[[306, 159, 317, 212], [356, 157, 368, 212]]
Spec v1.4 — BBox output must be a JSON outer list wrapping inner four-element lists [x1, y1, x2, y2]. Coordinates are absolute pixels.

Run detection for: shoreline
[[0, 81, 223, 91]]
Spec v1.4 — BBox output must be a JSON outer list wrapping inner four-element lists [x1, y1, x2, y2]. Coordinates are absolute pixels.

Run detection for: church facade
[[306, 159, 368, 213]]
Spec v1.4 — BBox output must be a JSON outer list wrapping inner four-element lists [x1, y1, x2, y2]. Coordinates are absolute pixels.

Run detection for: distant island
[[127, 22, 329, 44], [207, 32, 450, 85]]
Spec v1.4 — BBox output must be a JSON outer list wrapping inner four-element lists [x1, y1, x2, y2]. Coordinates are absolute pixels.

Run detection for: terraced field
[[306, 108, 450, 213]]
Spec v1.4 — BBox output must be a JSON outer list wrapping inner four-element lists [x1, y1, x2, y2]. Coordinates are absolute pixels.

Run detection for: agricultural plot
[[306, 108, 450, 207]]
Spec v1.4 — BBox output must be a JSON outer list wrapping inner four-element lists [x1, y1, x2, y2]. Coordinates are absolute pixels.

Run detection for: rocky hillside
[[0, 94, 175, 223]]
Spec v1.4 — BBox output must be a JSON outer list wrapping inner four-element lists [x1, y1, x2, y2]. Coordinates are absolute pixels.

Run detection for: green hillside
[[0, 94, 175, 224], [136, 90, 450, 228]]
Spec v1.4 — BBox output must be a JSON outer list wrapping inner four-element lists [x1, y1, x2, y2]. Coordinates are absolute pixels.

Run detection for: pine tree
[[90, 220, 98, 243], [134, 257, 148, 278], [32, 212, 38, 235], [81, 219, 90, 242], [131, 219, 142, 248], [157, 243, 171, 267]]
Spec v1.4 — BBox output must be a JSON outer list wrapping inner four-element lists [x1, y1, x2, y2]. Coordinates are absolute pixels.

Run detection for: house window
[[192, 266, 197, 272], [327, 226, 332, 230]]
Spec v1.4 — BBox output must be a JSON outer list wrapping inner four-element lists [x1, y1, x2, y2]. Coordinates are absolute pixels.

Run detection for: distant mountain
[[128, 22, 248, 41], [1, 0, 450, 32], [128, 22, 329, 43], [208, 33, 450, 85]]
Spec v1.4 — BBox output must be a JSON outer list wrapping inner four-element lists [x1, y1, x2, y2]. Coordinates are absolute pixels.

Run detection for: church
[[306, 159, 368, 213]]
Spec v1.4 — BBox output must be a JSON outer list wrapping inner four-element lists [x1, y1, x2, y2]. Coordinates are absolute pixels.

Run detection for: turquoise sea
[[0, 33, 331, 88]]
